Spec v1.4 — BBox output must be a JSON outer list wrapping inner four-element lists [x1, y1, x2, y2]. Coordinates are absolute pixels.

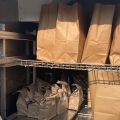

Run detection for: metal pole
[[26, 67, 30, 85], [33, 38, 36, 84], [0, 67, 6, 119], [33, 67, 36, 84], [0, 38, 7, 119], [26, 41, 30, 85]]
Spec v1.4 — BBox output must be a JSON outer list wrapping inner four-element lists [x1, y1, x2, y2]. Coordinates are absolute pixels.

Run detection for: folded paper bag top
[[110, 5, 120, 65], [81, 4, 115, 64], [37, 3, 85, 63]]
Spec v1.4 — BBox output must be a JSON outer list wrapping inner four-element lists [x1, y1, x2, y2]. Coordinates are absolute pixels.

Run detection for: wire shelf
[[15, 59, 120, 71], [1, 58, 120, 71], [0, 31, 35, 41], [0, 57, 17, 66]]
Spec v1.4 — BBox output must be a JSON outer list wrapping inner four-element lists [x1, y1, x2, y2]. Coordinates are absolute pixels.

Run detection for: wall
[[18, 0, 54, 21], [0, 0, 18, 21], [0, 0, 119, 22]]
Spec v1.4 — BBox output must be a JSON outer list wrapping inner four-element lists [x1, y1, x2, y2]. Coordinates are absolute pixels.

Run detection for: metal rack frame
[[0, 31, 35, 41], [0, 31, 35, 120]]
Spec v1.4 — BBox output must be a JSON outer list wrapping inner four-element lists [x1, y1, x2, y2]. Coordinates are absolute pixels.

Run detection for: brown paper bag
[[81, 4, 115, 64], [94, 84, 120, 120], [68, 84, 83, 111], [27, 83, 57, 120], [16, 82, 45, 117], [56, 81, 69, 115], [16, 94, 28, 116], [110, 5, 120, 64], [67, 84, 83, 120], [57, 92, 68, 115], [88, 70, 120, 120], [16, 88, 32, 116], [94, 112, 120, 120], [37, 3, 85, 63], [55, 3, 85, 63], [88, 88, 91, 108], [28, 96, 57, 120], [88, 70, 120, 110], [37, 4, 58, 61], [88, 70, 97, 110]]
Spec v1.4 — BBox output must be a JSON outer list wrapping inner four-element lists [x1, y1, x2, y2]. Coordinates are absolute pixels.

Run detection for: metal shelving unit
[[0, 30, 35, 120], [1, 57, 120, 120], [0, 32, 120, 120]]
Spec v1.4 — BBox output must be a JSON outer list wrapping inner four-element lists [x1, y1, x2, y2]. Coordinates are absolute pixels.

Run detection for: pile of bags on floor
[[16, 79, 83, 120]]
